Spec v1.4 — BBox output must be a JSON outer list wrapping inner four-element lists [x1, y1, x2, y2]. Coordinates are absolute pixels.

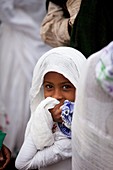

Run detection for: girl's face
[[43, 72, 76, 103]]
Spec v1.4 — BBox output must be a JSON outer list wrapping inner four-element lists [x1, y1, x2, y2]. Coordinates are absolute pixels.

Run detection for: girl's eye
[[62, 85, 72, 90], [45, 84, 53, 89]]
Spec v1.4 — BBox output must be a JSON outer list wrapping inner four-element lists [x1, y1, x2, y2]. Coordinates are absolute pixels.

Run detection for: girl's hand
[[49, 101, 64, 122]]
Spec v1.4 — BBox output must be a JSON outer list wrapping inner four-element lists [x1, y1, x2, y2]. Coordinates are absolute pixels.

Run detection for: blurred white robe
[[0, 0, 51, 157], [72, 42, 113, 170]]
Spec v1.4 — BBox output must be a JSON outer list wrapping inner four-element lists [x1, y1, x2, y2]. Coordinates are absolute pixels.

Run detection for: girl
[[15, 46, 86, 170]]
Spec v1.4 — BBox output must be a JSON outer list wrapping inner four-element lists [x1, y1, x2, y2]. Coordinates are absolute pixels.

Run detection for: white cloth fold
[[25, 97, 59, 150]]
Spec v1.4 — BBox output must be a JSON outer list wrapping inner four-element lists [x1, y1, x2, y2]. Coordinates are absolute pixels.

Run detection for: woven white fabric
[[30, 46, 86, 112], [25, 97, 59, 150], [72, 43, 113, 170]]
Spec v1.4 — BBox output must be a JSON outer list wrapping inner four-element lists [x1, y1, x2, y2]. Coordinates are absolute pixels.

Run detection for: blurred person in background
[[70, 0, 113, 58], [40, 0, 82, 47], [0, 0, 51, 168]]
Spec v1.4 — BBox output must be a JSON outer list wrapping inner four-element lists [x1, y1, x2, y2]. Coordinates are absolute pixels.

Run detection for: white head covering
[[30, 46, 86, 113], [72, 42, 113, 170], [25, 47, 86, 150]]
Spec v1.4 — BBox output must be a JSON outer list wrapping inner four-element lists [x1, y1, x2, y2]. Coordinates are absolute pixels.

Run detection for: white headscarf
[[72, 42, 113, 170], [30, 46, 86, 113], [26, 46, 86, 149]]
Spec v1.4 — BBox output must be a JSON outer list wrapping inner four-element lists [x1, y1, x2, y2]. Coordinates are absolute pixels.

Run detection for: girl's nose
[[52, 89, 63, 101]]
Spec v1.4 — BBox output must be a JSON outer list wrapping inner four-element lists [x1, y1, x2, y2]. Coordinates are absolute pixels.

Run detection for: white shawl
[[25, 46, 86, 150], [72, 42, 113, 170], [0, 0, 51, 156]]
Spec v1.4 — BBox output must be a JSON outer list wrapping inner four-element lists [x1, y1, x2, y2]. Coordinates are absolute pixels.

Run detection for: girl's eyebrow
[[60, 82, 72, 85], [43, 81, 52, 83], [44, 81, 71, 84], [43, 81, 54, 85]]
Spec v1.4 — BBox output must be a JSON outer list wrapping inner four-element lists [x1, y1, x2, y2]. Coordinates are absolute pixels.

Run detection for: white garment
[[26, 97, 59, 150], [30, 46, 86, 113], [15, 46, 86, 169], [16, 133, 72, 170], [72, 43, 113, 170], [0, 0, 51, 157]]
